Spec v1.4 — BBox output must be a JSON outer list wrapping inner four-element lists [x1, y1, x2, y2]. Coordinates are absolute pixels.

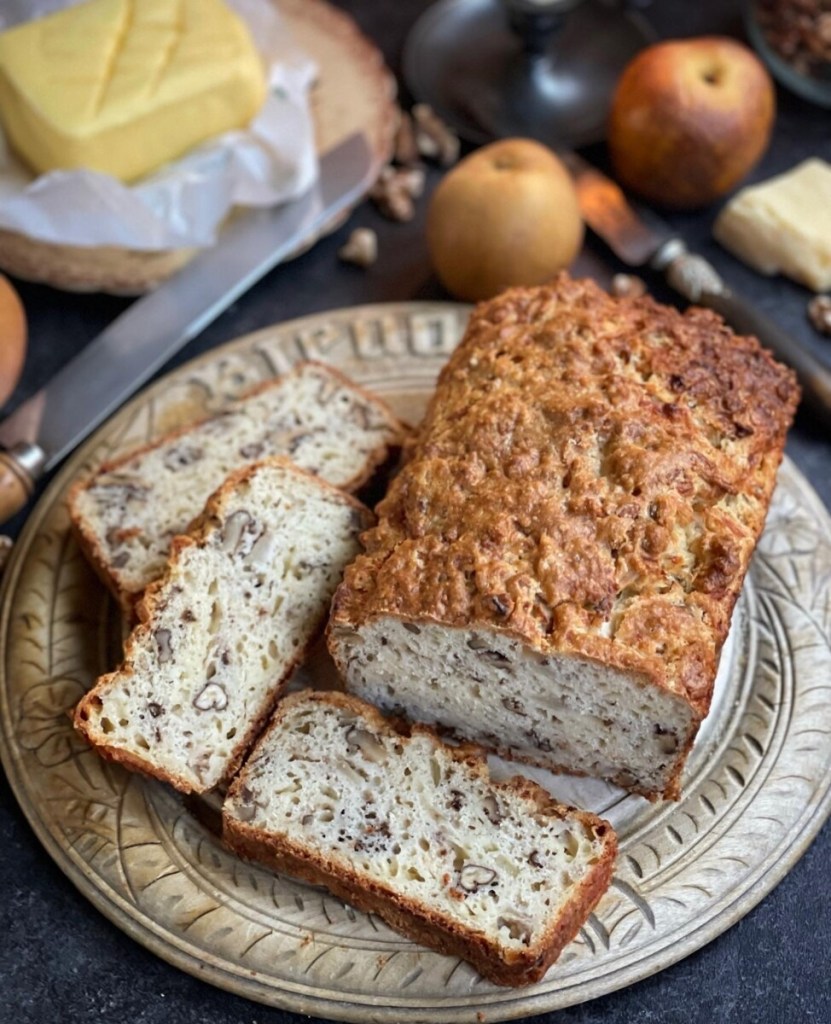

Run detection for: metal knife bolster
[[650, 239, 724, 300]]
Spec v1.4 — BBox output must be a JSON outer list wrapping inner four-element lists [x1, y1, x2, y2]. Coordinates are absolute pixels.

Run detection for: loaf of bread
[[69, 361, 403, 615], [223, 690, 617, 987], [328, 274, 800, 800], [74, 458, 372, 793]]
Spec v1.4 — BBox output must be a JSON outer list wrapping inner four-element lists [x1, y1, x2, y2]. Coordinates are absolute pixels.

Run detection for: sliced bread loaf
[[328, 274, 800, 800], [69, 361, 403, 615], [223, 690, 617, 988], [74, 458, 372, 793]]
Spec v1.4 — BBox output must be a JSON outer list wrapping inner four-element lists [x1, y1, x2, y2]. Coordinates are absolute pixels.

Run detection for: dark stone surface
[[1, 2, 829, 1022]]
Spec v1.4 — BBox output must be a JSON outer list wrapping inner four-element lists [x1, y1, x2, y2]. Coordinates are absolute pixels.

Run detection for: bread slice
[[74, 458, 372, 794], [328, 274, 800, 800], [223, 690, 617, 987], [68, 361, 403, 615]]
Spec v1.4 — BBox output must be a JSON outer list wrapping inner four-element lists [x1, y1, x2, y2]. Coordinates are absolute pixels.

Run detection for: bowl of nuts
[[745, 0, 831, 107]]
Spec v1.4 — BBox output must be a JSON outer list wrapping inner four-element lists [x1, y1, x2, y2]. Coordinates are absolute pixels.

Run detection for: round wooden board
[[2, 302, 831, 1020], [0, 0, 397, 295]]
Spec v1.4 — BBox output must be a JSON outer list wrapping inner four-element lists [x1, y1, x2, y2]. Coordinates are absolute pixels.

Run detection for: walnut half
[[459, 863, 497, 891], [339, 228, 378, 268], [193, 682, 228, 711]]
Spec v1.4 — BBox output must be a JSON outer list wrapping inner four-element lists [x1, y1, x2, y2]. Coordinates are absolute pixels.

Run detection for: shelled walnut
[[369, 166, 426, 222], [412, 103, 460, 167], [756, 0, 831, 78], [611, 273, 647, 298], [808, 295, 831, 335], [338, 228, 378, 267]]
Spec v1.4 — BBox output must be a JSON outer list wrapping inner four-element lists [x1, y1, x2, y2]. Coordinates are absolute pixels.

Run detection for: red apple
[[608, 37, 775, 210]]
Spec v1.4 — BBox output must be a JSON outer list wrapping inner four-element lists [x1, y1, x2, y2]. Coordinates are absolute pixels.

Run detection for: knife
[[0, 132, 374, 526], [563, 151, 831, 425]]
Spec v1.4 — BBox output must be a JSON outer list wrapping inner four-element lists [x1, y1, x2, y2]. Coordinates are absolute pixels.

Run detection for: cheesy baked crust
[[328, 274, 800, 799]]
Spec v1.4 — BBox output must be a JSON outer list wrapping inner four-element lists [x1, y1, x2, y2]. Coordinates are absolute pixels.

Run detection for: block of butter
[[0, 0, 267, 183], [714, 159, 831, 293]]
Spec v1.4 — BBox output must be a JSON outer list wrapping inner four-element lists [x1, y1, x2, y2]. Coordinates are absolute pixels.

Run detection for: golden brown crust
[[68, 508, 140, 619], [73, 459, 374, 794], [331, 275, 799, 722], [67, 360, 405, 620], [223, 690, 617, 987]]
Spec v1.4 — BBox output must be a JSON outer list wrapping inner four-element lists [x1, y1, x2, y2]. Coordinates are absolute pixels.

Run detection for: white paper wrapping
[[0, 0, 319, 250]]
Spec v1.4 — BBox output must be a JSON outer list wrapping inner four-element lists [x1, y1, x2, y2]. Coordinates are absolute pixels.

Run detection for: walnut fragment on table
[[611, 273, 648, 299], [808, 295, 831, 336], [338, 228, 378, 267]]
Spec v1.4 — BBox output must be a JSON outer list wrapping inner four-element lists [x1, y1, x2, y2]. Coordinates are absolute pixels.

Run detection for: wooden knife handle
[[0, 443, 44, 525], [0, 450, 33, 523]]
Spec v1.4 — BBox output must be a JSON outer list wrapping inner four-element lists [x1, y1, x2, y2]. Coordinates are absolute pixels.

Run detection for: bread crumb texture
[[74, 459, 371, 793], [69, 361, 402, 610], [224, 690, 616, 986], [329, 274, 799, 797]]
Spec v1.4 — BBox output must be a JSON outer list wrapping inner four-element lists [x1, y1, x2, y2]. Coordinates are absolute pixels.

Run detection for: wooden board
[[0, 0, 397, 295]]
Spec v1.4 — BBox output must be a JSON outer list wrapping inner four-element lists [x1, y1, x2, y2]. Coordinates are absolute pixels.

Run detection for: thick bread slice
[[223, 690, 617, 987], [74, 459, 372, 794], [328, 274, 800, 800], [68, 361, 403, 615]]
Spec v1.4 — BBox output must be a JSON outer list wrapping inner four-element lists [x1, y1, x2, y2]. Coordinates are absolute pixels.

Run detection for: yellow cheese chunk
[[714, 159, 831, 293], [0, 0, 267, 182]]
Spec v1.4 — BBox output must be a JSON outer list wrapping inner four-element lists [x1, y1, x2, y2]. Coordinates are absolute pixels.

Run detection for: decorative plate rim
[[2, 301, 830, 1022]]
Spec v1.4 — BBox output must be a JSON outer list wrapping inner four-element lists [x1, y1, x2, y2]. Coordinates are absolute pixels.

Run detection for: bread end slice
[[223, 690, 617, 987]]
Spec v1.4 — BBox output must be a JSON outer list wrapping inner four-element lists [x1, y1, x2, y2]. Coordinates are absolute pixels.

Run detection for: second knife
[[563, 151, 831, 425]]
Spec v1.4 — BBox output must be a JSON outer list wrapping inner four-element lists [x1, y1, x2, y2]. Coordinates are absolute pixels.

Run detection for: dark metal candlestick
[[403, 0, 655, 148]]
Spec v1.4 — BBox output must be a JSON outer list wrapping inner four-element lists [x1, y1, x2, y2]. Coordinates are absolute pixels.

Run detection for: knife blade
[[563, 150, 831, 425], [0, 132, 374, 524]]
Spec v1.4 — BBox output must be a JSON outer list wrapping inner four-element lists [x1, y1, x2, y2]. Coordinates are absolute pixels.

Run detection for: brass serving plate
[[2, 302, 831, 1021]]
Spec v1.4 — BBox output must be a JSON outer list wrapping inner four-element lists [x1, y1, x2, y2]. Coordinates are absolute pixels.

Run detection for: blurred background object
[[403, 0, 655, 148], [745, 0, 831, 107]]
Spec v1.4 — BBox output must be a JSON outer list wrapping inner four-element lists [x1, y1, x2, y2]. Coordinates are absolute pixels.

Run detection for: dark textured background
[[1, 1, 829, 1022]]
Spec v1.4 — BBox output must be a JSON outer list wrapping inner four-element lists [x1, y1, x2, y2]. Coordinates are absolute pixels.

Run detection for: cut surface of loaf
[[223, 690, 617, 987], [74, 459, 372, 793], [328, 274, 800, 799], [69, 361, 403, 614]]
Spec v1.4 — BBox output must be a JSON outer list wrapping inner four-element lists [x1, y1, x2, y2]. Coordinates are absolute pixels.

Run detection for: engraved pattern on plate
[[1, 302, 830, 1022]]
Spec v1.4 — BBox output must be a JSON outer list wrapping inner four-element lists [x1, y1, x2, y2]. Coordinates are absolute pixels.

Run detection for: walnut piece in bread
[[74, 458, 372, 793], [328, 274, 800, 800], [223, 690, 617, 987], [69, 361, 403, 616]]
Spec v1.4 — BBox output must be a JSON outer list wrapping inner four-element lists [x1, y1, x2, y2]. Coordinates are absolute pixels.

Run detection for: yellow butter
[[0, 0, 267, 182], [714, 159, 831, 293]]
